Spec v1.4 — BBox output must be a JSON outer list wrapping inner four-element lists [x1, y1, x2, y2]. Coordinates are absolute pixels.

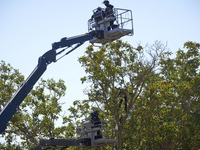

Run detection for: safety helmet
[[97, 7, 102, 10], [103, 0, 109, 4]]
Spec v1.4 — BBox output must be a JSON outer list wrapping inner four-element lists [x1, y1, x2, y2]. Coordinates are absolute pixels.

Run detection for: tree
[[0, 60, 68, 149], [131, 41, 200, 149], [78, 40, 167, 149], [1, 41, 199, 149], [156, 41, 200, 149], [0, 60, 25, 149]]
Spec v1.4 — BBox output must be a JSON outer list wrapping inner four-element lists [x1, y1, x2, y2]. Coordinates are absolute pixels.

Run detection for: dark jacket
[[105, 4, 114, 16]]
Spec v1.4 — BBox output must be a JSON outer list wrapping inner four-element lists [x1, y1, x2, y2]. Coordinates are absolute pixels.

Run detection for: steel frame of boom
[[0, 30, 102, 134], [31, 138, 91, 150]]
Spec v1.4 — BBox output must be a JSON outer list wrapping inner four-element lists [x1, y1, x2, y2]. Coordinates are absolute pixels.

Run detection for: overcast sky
[[0, 0, 200, 128]]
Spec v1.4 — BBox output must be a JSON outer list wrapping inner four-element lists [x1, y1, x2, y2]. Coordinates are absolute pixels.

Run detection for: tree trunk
[[117, 126, 123, 150]]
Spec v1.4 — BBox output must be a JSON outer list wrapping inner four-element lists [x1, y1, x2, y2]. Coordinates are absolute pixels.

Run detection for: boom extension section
[[0, 30, 103, 134], [32, 138, 91, 150]]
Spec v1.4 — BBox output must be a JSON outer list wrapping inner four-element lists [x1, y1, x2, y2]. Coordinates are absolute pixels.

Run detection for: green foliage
[[1, 41, 200, 149], [0, 61, 68, 149], [156, 41, 200, 149], [78, 40, 200, 149], [0, 61, 24, 109], [134, 41, 200, 149], [78, 40, 167, 149]]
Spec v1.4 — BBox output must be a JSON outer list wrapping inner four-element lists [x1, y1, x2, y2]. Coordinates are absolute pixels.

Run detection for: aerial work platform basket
[[88, 8, 134, 45]]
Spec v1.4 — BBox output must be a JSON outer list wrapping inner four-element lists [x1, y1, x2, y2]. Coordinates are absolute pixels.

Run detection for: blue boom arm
[[0, 30, 103, 134]]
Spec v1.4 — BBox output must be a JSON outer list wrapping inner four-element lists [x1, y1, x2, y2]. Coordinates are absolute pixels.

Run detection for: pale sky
[[0, 0, 200, 128]]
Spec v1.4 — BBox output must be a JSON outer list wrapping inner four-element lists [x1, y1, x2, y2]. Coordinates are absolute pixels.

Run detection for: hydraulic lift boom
[[0, 30, 103, 134], [0, 7, 133, 149]]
